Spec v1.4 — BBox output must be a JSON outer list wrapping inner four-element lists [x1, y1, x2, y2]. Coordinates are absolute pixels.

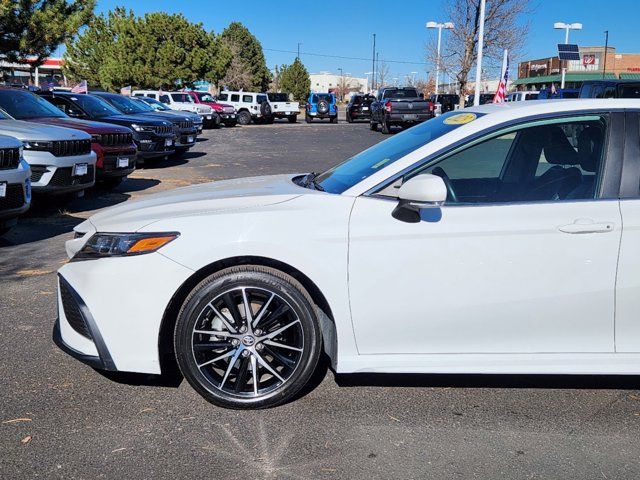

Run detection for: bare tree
[[425, 0, 530, 107], [416, 76, 437, 97], [336, 75, 353, 101], [376, 60, 390, 88], [219, 45, 253, 91]]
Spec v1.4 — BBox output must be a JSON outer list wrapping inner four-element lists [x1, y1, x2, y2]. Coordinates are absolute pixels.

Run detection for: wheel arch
[[158, 255, 337, 376]]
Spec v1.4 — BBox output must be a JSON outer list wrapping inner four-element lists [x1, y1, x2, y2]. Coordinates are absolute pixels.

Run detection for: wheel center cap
[[241, 335, 255, 347]]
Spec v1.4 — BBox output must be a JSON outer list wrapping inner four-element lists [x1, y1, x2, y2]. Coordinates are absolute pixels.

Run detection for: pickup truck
[[267, 93, 299, 123], [370, 87, 434, 134]]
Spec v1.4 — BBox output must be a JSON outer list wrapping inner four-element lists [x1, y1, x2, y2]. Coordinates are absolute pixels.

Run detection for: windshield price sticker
[[444, 113, 477, 125]]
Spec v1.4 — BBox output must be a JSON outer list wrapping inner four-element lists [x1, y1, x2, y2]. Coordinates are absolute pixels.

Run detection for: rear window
[[195, 92, 215, 102], [312, 94, 333, 103], [383, 89, 419, 99], [257, 94, 268, 103], [268, 93, 289, 102], [619, 84, 640, 98]]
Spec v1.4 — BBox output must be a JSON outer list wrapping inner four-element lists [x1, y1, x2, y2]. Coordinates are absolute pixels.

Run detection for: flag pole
[[473, 0, 486, 106]]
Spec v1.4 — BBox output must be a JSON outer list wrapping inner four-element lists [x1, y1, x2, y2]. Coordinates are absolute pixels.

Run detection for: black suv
[[346, 94, 376, 122], [429, 94, 460, 113], [464, 93, 494, 107], [579, 80, 640, 99], [39, 91, 176, 162]]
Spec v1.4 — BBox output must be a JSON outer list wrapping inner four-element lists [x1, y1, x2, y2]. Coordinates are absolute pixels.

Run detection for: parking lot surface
[[2, 120, 640, 479]]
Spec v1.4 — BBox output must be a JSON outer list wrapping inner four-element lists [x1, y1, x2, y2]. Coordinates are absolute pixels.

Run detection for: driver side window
[[418, 117, 607, 204]]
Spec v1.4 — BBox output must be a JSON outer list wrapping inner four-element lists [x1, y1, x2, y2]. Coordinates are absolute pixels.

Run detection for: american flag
[[71, 80, 88, 94], [493, 50, 509, 104]]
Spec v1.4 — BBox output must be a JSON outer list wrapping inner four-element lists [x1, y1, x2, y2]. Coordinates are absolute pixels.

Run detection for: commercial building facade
[[515, 46, 640, 90]]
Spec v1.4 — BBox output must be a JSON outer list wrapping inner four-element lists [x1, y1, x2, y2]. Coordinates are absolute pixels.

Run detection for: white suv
[[0, 134, 30, 235], [216, 91, 273, 125], [132, 90, 215, 125], [0, 110, 96, 195]]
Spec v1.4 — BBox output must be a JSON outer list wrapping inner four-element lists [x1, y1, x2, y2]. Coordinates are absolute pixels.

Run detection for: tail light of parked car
[[306, 103, 312, 110], [428, 102, 435, 111], [385, 101, 393, 113]]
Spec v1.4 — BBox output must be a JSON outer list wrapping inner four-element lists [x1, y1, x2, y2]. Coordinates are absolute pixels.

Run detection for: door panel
[[348, 197, 621, 354]]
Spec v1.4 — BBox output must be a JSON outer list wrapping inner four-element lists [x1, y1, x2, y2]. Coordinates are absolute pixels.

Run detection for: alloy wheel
[[190, 286, 304, 398]]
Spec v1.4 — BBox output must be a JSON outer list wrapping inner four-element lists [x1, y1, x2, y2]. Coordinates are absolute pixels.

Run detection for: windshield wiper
[[301, 172, 325, 191]]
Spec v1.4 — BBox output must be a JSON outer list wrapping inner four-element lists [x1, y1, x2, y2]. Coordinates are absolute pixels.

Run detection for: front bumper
[[26, 150, 97, 194], [134, 132, 175, 159], [55, 253, 193, 374], [175, 129, 198, 149]]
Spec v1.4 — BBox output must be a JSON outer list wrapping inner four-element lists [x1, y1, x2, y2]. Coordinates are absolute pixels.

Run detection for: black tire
[[369, 121, 378, 131], [305, 112, 312, 123], [381, 119, 391, 134], [287, 115, 297, 123], [264, 116, 275, 124], [237, 110, 251, 125], [346, 112, 353, 123], [330, 116, 338, 124], [174, 266, 322, 409], [211, 114, 222, 129]]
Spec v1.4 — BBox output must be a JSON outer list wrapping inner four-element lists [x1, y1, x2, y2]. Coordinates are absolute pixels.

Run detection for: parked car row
[[0, 87, 213, 236]]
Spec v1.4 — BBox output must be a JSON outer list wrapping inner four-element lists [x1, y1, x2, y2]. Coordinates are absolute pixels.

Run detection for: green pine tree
[[0, 0, 95, 65], [219, 22, 271, 91], [280, 58, 311, 103]]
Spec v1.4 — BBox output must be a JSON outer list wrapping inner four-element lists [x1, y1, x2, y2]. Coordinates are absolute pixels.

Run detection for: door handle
[[558, 219, 615, 234]]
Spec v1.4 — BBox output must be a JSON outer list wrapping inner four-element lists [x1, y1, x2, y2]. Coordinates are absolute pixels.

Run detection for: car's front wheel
[[174, 266, 322, 409], [237, 111, 252, 125]]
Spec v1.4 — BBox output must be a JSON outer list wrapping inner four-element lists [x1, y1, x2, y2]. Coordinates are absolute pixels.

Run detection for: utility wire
[[264, 48, 429, 66]]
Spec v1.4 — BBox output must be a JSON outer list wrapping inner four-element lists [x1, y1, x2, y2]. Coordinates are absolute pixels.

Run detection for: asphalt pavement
[[2, 117, 640, 479]]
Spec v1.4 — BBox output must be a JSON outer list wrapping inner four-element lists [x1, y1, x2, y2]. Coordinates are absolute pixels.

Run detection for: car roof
[[466, 98, 640, 115]]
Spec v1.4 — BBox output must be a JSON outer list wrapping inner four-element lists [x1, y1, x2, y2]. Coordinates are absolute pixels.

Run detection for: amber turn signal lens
[[127, 235, 178, 253]]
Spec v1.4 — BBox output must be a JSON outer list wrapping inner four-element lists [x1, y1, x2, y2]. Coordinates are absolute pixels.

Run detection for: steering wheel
[[431, 167, 458, 203]]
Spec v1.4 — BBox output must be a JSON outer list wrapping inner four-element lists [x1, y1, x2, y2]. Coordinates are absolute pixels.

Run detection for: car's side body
[[216, 91, 273, 125], [0, 134, 31, 232], [55, 99, 640, 381]]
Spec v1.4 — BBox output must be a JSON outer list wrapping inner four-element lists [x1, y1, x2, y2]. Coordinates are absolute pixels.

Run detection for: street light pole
[[554, 22, 583, 89], [473, 0, 486, 106], [426, 21, 454, 96], [338, 68, 343, 101], [603, 30, 609, 79], [372, 34, 376, 91]]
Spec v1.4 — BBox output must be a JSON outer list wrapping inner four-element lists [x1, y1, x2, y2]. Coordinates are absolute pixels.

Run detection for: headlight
[[23, 140, 53, 151], [130, 123, 154, 132], [72, 232, 179, 260]]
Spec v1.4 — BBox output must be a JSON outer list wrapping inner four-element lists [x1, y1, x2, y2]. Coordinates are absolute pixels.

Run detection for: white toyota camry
[[55, 99, 640, 408]]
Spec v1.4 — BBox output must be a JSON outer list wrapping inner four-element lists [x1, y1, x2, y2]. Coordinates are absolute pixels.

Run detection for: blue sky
[[91, 0, 639, 82]]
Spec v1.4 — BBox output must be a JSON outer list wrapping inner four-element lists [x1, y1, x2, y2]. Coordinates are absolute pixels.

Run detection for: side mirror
[[392, 174, 447, 223]]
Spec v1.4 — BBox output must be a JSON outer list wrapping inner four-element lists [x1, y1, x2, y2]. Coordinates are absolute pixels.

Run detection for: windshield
[[382, 89, 419, 99], [0, 90, 67, 119], [101, 94, 147, 114], [620, 84, 640, 98], [130, 98, 155, 112], [195, 92, 215, 102], [170, 93, 194, 103], [139, 96, 171, 110], [68, 94, 121, 117], [316, 111, 484, 193]]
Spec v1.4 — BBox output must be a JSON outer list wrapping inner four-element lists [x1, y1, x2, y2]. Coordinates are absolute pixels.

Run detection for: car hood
[[133, 111, 192, 123], [0, 118, 91, 141], [100, 114, 170, 126], [79, 174, 314, 233], [28, 117, 132, 134]]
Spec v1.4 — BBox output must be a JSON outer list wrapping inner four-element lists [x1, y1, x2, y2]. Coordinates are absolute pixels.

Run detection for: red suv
[[0, 88, 137, 187], [187, 91, 237, 127]]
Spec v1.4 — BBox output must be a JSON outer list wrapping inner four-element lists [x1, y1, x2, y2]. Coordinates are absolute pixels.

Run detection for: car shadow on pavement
[[335, 373, 640, 390], [96, 369, 184, 389]]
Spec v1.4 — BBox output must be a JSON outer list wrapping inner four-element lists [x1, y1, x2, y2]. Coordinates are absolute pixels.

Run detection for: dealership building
[[514, 46, 640, 90]]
